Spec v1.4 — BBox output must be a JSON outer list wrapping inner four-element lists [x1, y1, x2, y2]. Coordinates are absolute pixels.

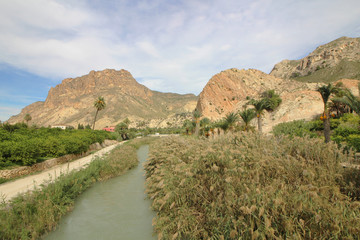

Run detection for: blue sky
[[0, 0, 359, 121]]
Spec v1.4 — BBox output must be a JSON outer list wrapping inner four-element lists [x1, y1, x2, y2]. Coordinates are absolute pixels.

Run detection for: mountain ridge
[[8, 69, 198, 129]]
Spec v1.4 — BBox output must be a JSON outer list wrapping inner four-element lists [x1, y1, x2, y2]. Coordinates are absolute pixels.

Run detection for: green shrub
[[347, 134, 360, 152], [333, 123, 360, 138], [272, 120, 317, 138]]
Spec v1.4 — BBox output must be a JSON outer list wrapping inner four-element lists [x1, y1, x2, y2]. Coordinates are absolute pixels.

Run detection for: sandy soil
[[0, 142, 122, 202]]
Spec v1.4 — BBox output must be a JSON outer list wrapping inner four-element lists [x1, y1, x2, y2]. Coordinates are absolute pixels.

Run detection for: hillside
[[196, 68, 360, 132], [8, 69, 198, 129], [270, 36, 360, 83]]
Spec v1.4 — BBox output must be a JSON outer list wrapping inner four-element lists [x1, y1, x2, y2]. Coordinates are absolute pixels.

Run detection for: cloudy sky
[[0, 0, 359, 121]]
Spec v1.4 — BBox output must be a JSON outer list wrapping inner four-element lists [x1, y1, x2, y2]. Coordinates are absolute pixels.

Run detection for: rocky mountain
[[196, 68, 359, 133], [270, 36, 360, 82], [8, 69, 198, 129]]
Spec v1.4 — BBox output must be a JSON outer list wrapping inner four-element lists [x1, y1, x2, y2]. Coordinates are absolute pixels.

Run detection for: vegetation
[[273, 114, 360, 152], [0, 137, 155, 240], [193, 109, 201, 136], [24, 114, 32, 126], [238, 107, 256, 131], [249, 99, 267, 133], [0, 123, 115, 168], [248, 90, 282, 133], [317, 83, 338, 143], [222, 112, 239, 132], [261, 90, 282, 111], [93, 96, 106, 130], [145, 134, 360, 239], [294, 60, 360, 83]]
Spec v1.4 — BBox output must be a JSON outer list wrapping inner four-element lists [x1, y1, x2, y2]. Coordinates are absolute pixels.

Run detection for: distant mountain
[[8, 69, 198, 129], [270, 36, 360, 83], [270, 37, 360, 82]]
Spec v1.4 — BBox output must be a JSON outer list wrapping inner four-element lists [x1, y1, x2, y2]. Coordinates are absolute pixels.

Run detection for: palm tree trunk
[[257, 117, 262, 133], [195, 119, 200, 136], [93, 109, 99, 130], [324, 111, 331, 143]]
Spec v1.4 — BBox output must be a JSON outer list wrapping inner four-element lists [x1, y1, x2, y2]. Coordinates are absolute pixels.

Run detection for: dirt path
[[0, 142, 122, 202]]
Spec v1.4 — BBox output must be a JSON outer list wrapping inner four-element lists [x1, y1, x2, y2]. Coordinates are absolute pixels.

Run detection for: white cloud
[[0, 0, 359, 96]]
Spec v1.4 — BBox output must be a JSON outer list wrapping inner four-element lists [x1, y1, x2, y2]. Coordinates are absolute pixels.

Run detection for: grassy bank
[[0, 137, 155, 240], [145, 133, 360, 239]]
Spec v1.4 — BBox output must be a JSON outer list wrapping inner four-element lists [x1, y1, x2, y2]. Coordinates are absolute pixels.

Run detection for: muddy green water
[[43, 145, 156, 240]]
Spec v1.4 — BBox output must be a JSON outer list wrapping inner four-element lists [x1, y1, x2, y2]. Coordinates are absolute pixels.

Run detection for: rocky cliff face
[[270, 37, 360, 81], [196, 68, 360, 133], [9, 69, 198, 129]]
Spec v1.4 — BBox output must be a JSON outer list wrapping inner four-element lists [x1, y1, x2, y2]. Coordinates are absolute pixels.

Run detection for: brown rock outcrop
[[197, 68, 360, 133], [8, 69, 198, 129], [270, 37, 360, 80]]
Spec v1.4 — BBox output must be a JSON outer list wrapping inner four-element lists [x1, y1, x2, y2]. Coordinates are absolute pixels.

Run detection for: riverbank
[[43, 145, 156, 240], [0, 139, 118, 181], [0, 141, 120, 202], [0, 137, 155, 240]]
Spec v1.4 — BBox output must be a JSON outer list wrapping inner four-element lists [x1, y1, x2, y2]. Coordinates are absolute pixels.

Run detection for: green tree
[[193, 109, 201, 136], [223, 112, 239, 132], [183, 119, 194, 135], [317, 84, 338, 143], [239, 108, 256, 131], [249, 99, 267, 133], [261, 90, 282, 111], [123, 118, 131, 126], [335, 87, 360, 115], [24, 114, 32, 125], [93, 96, 106, 130], [200, 117, 211, 136], [116, 121, 130, 140]]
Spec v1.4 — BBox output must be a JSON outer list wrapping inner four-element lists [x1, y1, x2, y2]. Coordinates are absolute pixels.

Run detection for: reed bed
[[145, 133, 360, 239]]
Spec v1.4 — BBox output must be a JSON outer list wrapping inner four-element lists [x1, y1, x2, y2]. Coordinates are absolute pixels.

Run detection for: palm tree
[[93, 96, 106, 130], [200, 117, 211, 136], [249, 99, 267, 133], [24, 113, 32, 126], [193, 109, 201, 136], [224, 112, 239, 132], [335, 88, 360, 115], [317, 84, 337, 143], [183, 119, 194, 135], [239, 108, 256, 131], [116, 121, 129, 140]]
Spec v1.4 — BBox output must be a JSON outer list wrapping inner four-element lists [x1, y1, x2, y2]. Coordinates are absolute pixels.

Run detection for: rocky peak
[[270, 36, 360, 79], [44, 69, 151, 108], [196, 68, 312, 120]]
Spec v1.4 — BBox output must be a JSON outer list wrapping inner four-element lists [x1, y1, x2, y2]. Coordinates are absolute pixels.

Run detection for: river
[[43, 145, 156, 240]]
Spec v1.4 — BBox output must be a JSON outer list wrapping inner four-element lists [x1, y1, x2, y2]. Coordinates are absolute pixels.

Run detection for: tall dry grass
[[145, 133, 360, 239]]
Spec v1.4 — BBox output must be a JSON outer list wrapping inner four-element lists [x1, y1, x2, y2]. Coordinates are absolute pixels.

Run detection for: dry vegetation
[[145, 134, 360, 239]]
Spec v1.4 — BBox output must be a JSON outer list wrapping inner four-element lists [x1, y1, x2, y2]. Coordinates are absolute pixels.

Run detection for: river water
[[43, 145, 156, 240]]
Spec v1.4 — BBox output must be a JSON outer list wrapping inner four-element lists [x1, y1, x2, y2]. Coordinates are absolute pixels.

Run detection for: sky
[[0, 0, 359, 121]]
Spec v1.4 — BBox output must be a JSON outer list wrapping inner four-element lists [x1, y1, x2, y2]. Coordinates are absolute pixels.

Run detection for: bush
[[347, 134, 360, 152], [333, 122, 360, 138], [272, 120, 317, 138]]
